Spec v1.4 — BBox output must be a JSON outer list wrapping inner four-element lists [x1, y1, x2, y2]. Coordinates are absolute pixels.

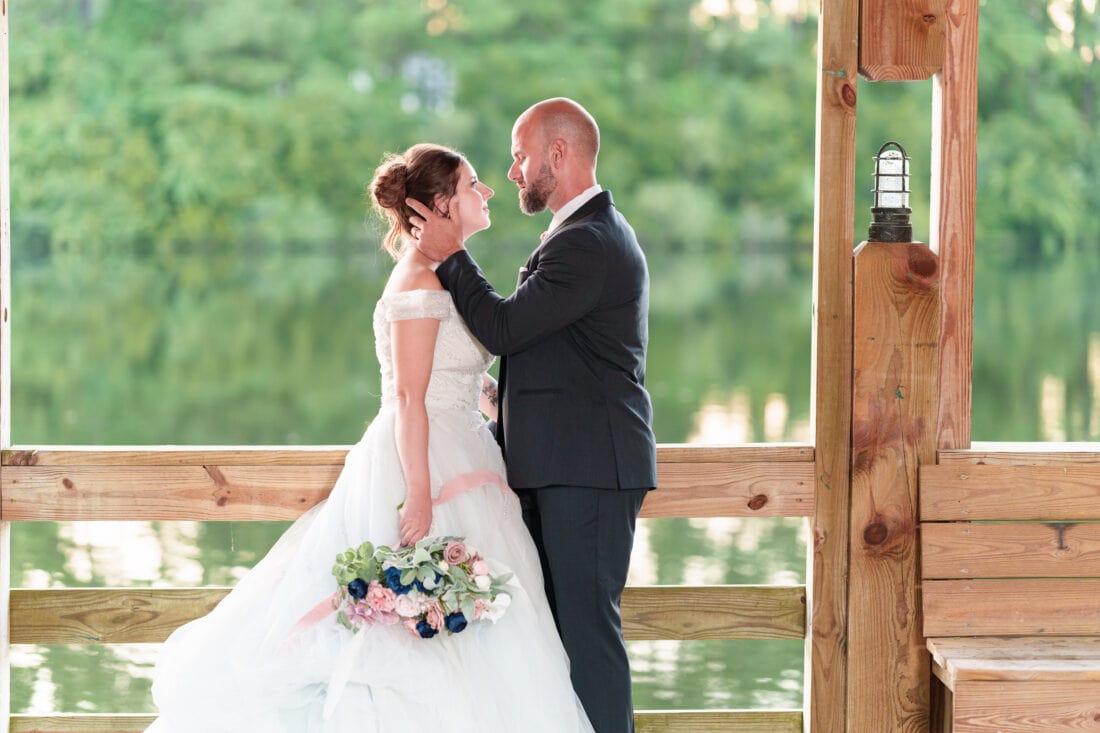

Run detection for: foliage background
[[6, 0, 1100, 715]]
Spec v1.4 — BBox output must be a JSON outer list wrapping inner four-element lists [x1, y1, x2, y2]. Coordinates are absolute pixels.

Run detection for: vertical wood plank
[[848, 242, 940, 731], [809, 0, 859, 730], [931, 0, 978, 450], [929, 677, 954, 732], [860, 0, 946, 81], [0, 0, 11, 724]]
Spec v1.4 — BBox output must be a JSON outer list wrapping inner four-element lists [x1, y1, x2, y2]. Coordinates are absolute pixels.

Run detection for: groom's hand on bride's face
[[407, 196, 464, 263]]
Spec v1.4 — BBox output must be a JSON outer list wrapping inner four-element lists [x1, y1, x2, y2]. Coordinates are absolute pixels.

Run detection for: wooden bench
[[920, 452, 1100, 732]]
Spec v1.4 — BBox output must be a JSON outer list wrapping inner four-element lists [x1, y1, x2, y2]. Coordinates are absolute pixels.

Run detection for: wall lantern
[[868, 141, 912, 243]]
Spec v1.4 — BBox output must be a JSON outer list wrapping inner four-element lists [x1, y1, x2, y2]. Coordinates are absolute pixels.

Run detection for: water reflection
[[13, 259, 1100, 714], [11, 514, 808, 712]]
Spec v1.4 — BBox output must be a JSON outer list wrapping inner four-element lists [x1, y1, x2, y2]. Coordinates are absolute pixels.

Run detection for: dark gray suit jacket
[[436, 191, 657, 491]]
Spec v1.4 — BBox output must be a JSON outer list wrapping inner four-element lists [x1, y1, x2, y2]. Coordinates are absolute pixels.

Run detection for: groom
[[408, 97, 656, 732]]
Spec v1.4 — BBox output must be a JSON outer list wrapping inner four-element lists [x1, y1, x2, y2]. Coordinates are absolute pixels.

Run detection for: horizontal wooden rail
[[924, 579, 1100, 636], [1, 447, 815, 521], [920, 464, 1100, 521], [2, 444, 815, 466], [922, 522, 1100, 579], [9, 584, 806, 644], [8, 710, 804, 732], [938, 442, 1100, 466]]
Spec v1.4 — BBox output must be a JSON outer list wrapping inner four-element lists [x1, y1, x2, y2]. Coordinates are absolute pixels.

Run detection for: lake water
[[8, 253, 1099, 713]]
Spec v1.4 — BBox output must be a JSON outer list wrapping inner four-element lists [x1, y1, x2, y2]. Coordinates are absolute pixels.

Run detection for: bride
[[147, 143, 595, 732]]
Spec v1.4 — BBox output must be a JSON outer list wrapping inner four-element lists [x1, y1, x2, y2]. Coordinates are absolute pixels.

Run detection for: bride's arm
[[391, 315, 441, 547], [479, 373, 499, 423]]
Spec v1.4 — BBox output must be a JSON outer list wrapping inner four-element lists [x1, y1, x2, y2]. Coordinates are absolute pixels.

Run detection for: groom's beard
[[519, 163, 556, 215]]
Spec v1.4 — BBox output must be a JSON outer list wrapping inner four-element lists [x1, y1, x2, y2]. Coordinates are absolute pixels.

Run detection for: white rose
[[483, 593, 511, 622], [394, 594, 420, 618], [474, 575, 491, 591], [437, 561, 449, 573]]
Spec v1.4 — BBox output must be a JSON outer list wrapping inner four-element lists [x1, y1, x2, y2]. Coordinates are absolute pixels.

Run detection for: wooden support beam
[[0, 460, 815, 521], [859, 0, 945, 81], [848, 242, 939, 731], [931, 0, 978, 451], [810, 1, 860, 729], [8, 584, 806, 644]]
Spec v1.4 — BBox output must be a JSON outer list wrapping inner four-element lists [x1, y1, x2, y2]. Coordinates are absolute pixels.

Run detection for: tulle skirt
[[148, 407, 593, 732]]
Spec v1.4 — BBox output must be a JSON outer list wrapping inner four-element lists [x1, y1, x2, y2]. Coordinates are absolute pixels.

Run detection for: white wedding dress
[[149, 289, 594, 732]]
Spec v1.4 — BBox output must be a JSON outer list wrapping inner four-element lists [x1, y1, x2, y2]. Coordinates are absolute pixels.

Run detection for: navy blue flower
[[384, 566, 411, 595], [415, 619, 438, 639], [445, 611, 467, 634], [347, 578, 369, 599]]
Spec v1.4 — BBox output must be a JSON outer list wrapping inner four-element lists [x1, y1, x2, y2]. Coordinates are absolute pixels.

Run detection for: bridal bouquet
[[330, 536, 513, 639]]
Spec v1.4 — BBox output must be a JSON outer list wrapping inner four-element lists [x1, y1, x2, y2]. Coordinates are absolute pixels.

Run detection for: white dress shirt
[[544, 184, 603, 239]]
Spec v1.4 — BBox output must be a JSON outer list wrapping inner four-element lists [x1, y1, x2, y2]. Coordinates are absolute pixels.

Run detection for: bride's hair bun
[[368, 143, 465, 260], [370, 157, 408, 212]]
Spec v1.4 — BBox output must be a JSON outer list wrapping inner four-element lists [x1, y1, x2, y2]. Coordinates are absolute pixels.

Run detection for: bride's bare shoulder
[[382, 260, 443, 297]]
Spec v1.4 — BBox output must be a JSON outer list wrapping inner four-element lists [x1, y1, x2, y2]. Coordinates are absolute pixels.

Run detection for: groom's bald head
[[515, 97, 600, 171]]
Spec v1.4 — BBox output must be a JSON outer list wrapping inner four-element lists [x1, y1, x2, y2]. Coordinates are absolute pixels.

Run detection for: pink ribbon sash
[[288, 470, 510, 637]]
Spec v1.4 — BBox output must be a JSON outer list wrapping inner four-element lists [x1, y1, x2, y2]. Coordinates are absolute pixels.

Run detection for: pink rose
[[471, 559, 490, 576], [347, 600, 374, 626], [404, 618, 421, 637], [366, 582, 396, 612], [426, 602, 445, 631], [373, 609, 399, 625], [473, 598, 489, 619], [394, 594, 421, 618], [444, 541, 468, 565]]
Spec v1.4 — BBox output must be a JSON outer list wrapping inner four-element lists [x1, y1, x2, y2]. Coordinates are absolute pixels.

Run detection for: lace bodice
[[374, 289, 493, 411]]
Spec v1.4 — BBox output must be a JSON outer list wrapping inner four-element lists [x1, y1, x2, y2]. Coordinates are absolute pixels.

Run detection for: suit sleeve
[[435, 232, 606, 356]]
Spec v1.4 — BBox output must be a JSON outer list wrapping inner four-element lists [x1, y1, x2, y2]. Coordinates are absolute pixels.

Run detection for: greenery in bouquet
[[331, 536, 513, 639]]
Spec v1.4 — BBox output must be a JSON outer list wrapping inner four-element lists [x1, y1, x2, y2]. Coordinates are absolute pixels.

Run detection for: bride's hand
[[399, 493, 433, 547]]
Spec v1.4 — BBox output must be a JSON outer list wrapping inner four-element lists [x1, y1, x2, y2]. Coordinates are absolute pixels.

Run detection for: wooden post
[[931, 0, 978, 450], [847, 241, 939, 731], [859, 0, 946, 81], [809, 0, 859, 730], [0, 0, 11, 723]]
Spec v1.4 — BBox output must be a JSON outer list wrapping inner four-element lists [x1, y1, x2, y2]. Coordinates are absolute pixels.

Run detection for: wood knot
[[7, 450, 39, 466], [863, 522, 889, 546], [922, 14, 937, 24], [840, 83, 857, 107], [216, 495, 229, 507], [62, 478, 75, 490], [907, 246, 938, 278], [747, 494, 769, 511]]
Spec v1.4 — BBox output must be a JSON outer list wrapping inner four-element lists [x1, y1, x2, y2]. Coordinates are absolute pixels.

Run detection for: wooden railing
[[1, 443, 814, 733], [921, 443, 1100, 732]]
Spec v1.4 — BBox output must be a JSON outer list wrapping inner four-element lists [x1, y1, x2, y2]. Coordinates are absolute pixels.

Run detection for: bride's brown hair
[[369, 143, 464, 259]]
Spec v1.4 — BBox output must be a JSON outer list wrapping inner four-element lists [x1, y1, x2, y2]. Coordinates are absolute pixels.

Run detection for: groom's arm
[[436, 233, 605, 356]]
